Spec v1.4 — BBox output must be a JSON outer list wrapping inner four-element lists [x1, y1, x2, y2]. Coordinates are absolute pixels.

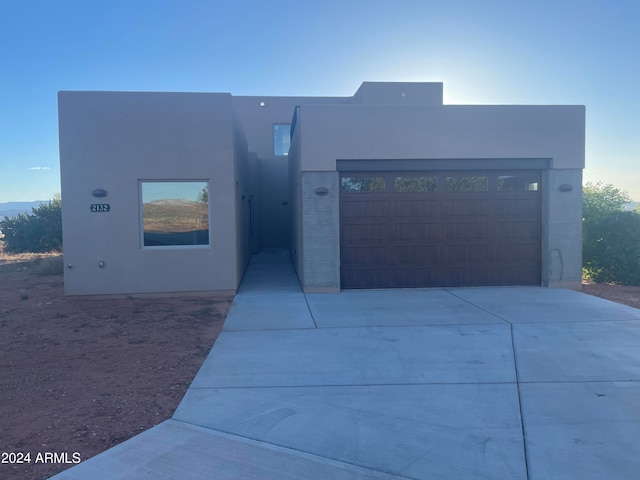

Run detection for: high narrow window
[[140, 181, 209, 247], [274, 124, 291, 156]]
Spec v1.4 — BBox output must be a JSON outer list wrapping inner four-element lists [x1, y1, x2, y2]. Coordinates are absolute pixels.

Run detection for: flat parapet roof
[[352, 82, 444, 106]]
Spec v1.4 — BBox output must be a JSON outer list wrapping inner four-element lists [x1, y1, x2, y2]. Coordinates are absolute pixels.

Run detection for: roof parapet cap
[[352, 82, 443, 106]]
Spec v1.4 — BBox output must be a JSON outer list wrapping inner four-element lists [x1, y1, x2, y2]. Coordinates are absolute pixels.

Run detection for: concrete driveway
[[52, 251, 640, 479]]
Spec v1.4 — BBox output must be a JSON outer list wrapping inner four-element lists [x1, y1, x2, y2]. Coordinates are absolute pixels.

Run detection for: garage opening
[[339, 170, 541, 289]]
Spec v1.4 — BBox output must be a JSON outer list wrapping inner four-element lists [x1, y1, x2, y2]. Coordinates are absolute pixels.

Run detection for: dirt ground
[[0, 253, 232, 480], [581, 280, 640, 309], [1, 252, 639, 480]]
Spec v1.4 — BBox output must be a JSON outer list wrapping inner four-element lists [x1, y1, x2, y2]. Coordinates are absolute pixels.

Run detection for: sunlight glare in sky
[[0, 0, 637, 202]]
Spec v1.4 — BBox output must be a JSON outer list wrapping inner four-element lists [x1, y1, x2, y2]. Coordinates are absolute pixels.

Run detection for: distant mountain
[[147, 199, 201, 206], [0, 201, 48, 219]]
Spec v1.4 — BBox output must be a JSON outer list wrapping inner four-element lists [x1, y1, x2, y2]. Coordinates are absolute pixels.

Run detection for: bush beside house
[[583, 182, 640, 285], [0, 196, 62, 253]]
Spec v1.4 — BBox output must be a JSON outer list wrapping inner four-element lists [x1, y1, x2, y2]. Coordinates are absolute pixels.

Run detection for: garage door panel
[[341, 200, 387, 218], [497, 221, 539, 239], [392, 199, 439, 217], [442, 268, 492, 286], [496, 197, 539, 215], [341, 247, 386, 265], [445, 223, 489, 240], [443, 244, 492, 264], [341, 269, 390, 289], [340, 170, 541, 289], [442, 198, 492, 216], [392, 223, 441, 241], [390, 246, 439, 264], [392, 269, 439, 287], [341, 223, 387, 241], [495, 243, 540, 264], [493, 267, 540, 285]]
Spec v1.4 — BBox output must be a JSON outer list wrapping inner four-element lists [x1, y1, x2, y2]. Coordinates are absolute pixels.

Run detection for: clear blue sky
[[0, 0, 638, 203]]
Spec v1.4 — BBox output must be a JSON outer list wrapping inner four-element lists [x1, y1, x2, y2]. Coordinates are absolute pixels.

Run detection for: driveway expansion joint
[[510, 323, 531, 480], [169, 419, 416, 479], [443, 288, 512, 323]]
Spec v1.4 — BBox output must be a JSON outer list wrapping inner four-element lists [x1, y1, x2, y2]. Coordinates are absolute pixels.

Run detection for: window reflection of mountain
[[142, 199, 209, 246]]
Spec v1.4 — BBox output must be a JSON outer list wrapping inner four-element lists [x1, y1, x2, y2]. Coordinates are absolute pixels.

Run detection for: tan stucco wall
[[58, 91, 241, 295], [352, 81, 444, 106], [231, 96, 350, 248], [295, 104, 585, 171], [58, 83, 585, 295], [289, 100, 585, 292], [288, 119, 303, 280], [232, 114, 251, 285]]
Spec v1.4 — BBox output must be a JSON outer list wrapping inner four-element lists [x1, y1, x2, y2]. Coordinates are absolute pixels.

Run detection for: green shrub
[[583, 183, 640, 285], [0, 197, 62, 253], [584, 211, 640, 284], [583, 182, 630, 221]]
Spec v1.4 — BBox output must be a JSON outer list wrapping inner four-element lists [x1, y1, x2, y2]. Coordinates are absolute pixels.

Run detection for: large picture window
[[140, 181, 209, 247]]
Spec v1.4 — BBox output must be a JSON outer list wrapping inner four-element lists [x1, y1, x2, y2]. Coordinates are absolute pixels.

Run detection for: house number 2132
[[90, 204, 110, 212]]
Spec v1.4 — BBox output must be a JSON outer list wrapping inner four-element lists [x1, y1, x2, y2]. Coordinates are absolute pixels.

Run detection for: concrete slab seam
[[185, 381, 520, 390], [302, 291, 319, 329], [509, 318, 640, 325], [518, 379, 640, 385], [169, 419, 416, 479], [510, 322, 531, 480], [218, 322, 512, 336], [443, 288, 511, 323], [223, 320, 510, 333], [223, 326, 319, 333]]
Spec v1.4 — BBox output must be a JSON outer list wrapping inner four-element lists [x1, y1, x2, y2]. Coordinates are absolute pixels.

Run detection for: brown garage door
[[339, 171, 541, 289]]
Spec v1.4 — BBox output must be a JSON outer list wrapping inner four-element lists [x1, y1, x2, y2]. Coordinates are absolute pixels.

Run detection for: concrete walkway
[[52, 250, 640, 479]]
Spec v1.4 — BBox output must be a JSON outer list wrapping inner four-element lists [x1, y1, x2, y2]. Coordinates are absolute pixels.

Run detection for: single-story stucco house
[[57, 81, 585, 295]]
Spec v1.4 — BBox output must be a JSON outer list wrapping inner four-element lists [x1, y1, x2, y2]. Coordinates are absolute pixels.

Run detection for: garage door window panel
[[446, 176, 488, 192], [497, 174, 539, 191], [394, 176, 437, 192], [341, 177, 386, 193]]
